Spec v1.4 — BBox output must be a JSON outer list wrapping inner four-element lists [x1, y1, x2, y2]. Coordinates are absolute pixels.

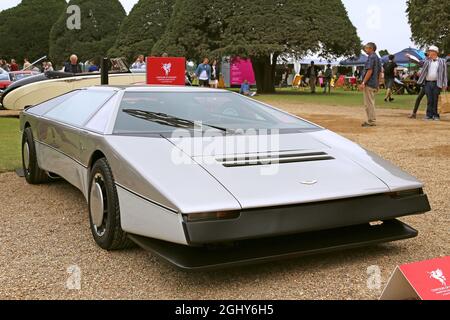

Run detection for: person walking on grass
[[359, 42, 382, 127], [306, 61, 318, 94], [407, 52, 428, 119], [210, 59, 219, 89], [323, 64, 332, 94], [416, 45, 448, 121], [383, 55, 397, 102], [195, 58, 211, 88]]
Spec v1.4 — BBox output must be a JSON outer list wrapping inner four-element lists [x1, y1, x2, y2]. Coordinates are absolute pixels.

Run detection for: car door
[[39, 90, 115, 190]]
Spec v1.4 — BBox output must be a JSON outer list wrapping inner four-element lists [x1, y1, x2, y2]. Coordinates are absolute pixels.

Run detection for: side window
[[45, 90, 115, 127], [27, 91, 79, 115]]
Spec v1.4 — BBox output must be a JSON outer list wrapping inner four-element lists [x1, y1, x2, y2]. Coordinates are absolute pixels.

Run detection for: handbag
[[438, 92, 450, 114]]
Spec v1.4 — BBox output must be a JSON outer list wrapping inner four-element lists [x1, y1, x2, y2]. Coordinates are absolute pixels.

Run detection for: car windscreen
[[11, 73, 35, 81], [114, 92, 319, 134]]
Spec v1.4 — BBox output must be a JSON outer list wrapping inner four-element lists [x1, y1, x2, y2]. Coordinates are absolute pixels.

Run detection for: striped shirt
[[418, 58, 448, 89]]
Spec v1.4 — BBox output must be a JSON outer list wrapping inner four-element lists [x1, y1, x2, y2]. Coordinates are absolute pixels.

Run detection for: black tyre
[[88, 158, 134, 250], [22, 127, 49, 184]]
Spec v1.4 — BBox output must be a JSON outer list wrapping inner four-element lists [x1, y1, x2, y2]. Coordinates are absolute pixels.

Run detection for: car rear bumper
[[183, 191, 430, 245]]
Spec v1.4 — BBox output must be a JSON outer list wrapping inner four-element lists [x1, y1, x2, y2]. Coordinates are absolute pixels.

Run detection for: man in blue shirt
[[359, 42, 382, 127], [240, 80, 256, 97]]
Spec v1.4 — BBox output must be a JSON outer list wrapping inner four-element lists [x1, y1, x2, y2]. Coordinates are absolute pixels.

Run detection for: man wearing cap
[[417, 45, 448, 121], [359, 42, 382, 127]]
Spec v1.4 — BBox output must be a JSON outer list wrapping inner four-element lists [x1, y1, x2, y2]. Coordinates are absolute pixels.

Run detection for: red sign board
[[146, 57, 186, 86], [381, 256, 450, 300]]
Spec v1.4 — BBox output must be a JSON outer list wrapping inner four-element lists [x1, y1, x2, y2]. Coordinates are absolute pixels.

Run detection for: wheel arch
[[89, 150, 107, 170]]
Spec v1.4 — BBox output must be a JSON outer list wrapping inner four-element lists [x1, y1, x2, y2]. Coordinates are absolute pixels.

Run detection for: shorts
[[209, 80, 218, 85], [385, 77, 395, 89]]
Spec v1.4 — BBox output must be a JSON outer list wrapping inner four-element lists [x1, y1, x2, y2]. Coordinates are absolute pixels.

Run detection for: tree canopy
[[154, 0, 360, 92], [49, 0, 126, 65], [0, 0, 66, 63], [407, 0, 450, 54], [108, 0, 175, 62], [151, 0, 220, 59]]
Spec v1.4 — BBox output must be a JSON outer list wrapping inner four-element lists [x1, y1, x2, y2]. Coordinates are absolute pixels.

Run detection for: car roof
[[86, 85, 227, 94]]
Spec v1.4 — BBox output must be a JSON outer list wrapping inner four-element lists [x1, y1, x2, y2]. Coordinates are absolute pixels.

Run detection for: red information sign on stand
[[146, 57, 186, 86], [380, 256, 450, 300]]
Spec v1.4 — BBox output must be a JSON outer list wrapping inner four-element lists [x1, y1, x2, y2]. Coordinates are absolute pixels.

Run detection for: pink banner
[[230, 57, 256, 86]]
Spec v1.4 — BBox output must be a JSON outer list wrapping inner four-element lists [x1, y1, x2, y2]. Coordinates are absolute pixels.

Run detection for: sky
[[0, 0, 416, 53]]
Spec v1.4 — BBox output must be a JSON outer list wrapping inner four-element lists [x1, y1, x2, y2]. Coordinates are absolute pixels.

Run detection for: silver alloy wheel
[[23, 142, 30, 171], [90, 173, 107, 237]]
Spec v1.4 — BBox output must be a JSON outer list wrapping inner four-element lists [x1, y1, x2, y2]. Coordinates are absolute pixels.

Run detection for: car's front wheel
[[22, 127, 49, 184], [88, 158, 134, 250]]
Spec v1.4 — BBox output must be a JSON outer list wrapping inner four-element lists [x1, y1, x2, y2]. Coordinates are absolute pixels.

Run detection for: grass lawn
[[0, 118, 21, 173], [253, 88, 425, 111]]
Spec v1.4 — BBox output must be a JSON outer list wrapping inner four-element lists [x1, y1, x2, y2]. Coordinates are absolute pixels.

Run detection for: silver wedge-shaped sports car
[[20, 86, 431, 270]]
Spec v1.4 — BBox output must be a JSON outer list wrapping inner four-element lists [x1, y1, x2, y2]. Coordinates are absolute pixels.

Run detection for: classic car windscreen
[[114, 92, 319, 134]]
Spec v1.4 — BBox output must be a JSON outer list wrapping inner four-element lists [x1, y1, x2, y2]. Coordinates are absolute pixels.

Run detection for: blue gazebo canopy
[[381, 48, 425, 64], [340, 54, 368, 66]]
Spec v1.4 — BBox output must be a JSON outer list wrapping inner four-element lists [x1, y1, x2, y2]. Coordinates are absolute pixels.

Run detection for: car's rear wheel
[[88, 158, 134, 250], [22, 127, 49, 184]]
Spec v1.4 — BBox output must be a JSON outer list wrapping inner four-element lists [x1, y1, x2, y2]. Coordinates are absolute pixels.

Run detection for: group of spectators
[[3, 49, 448, 124], [193, 57, 220, 89], [0, 57, 55, 72], [360, 42, 448, 127], [0, 58, 33, 72], [305, 62, 333, 94], [0, 54, 102, 74], [194, 57, 257, 96]]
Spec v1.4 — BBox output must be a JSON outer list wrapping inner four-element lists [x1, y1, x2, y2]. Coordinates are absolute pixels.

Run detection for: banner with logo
[[380, 256, 450, 300], [147, 57, 186, 86]]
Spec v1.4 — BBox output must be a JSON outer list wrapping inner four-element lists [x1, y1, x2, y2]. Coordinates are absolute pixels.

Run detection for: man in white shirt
[[417, 45, 448, 120], [131, 55, 146, 70]]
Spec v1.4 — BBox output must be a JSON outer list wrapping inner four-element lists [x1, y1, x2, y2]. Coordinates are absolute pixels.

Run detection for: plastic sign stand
[[146, 57, 186, 86], [380, 256, 450, 300]]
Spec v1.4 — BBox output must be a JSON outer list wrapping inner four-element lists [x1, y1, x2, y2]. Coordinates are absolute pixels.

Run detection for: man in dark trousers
[[64, 54, 82, 74], [383, 55, 397, 102], [306, 61, 318, 93], [417, 45, 448, 121], [407, 52, 428, 119], [323, 64, 332, 94]]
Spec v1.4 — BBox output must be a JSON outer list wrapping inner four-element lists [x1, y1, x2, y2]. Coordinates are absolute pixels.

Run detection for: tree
[[151, 0, 223, 59], [154, 0, 360, 93], [49, 0, 126, 65], [219, 0, 361, 93], [407, 0, 450, 54], [0, 0, 66, 63], [379, 50, 390, 57], [108, 0, 175, 62]]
